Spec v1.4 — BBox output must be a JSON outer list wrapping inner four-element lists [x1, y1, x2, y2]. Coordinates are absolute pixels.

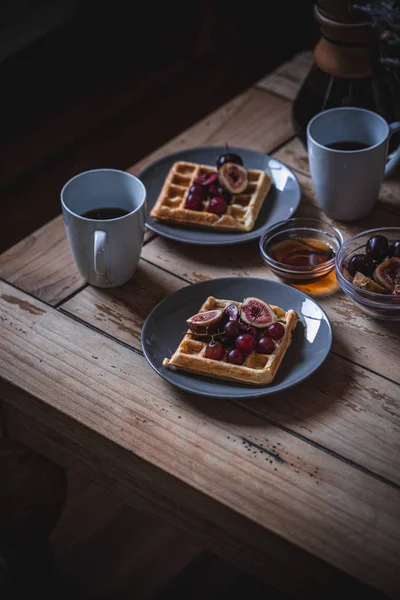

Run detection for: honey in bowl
[[269, 238, 334, 268]]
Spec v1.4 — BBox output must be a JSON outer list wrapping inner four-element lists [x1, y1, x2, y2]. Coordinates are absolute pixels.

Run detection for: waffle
[[163, 296, 299, 385], [150, 161, 272, 232]]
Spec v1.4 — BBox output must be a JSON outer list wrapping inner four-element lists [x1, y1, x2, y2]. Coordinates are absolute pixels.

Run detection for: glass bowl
[[335, 227, 400, 320], [259, 218, 344, 283]]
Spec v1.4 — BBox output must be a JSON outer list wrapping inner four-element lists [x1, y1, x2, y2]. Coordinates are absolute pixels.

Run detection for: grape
[[208, 197, 227, 215], [266, 323, 285, 340], [256, 337, 275, 354], [235, 334, 256, 354], [223, 320, 240, 340], [365, 235, 389, 261], [227, 348, 245, 364], [347, 254, 374, 278], [205, 341, 224, 360]]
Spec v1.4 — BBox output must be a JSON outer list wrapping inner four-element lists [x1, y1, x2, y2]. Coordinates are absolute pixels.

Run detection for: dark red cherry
[[388, 240, 400, 258], [235, 334, 256, 354], [347, 254, 374, 278], [216, 152, 243, 170], [223, 320, 241, 340], [205, 341, 224, 360], [202, 173, 219, 187], [256, 337, 276, 354], [266, 322, 285, 340], [185, 194, 203, 211], [238, 322, 257, 338], [208, 197, 227, 215], [227, 348, 245, 365], [189, 183, 207, 200], [194, 173, 209, 185], [365, 235, 389, 261], [209, 184, 232, 203]]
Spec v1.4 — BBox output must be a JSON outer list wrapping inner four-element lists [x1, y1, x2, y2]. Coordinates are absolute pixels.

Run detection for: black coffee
[[326, 140, 370, 151], [82, 207, 129, 220]]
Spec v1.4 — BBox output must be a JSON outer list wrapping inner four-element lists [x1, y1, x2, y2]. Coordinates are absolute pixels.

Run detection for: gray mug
[[61, 169, 146, 288], [307, 107, 400, 221]]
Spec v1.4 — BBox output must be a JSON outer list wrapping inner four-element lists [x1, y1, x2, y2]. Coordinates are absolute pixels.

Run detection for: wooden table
[[1, 52, 400, 599]]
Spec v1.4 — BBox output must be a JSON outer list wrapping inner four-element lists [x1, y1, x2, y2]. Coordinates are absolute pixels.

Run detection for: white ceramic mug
[[61, 168, 146, 287], [307, 107, 400, 221]]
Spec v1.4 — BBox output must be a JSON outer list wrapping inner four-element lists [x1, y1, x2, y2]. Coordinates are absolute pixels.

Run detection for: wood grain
[[256, 51, 314, 100], [1, 283, 400, 598], [0, 215, 84, 305], [274, 137, 400, 216], [130, 89, 293, 178], [60, 254, 400, 486], [61, 259, 187, 349]]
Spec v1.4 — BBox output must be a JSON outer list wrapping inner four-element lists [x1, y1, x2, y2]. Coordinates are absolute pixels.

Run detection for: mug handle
[[385, 121, 400, 177], [94, 230, 109, 282]]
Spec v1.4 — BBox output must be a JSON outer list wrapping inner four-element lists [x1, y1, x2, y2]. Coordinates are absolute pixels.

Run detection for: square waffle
[[163, 296, 299, 385], [150, 161, 272, 232]]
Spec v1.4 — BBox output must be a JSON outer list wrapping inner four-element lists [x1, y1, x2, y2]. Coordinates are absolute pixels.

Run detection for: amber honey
[[269, 237, 334, 268]]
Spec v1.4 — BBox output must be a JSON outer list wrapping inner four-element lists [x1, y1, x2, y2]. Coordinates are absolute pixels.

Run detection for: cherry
[[227, 348, 245, 365], [266, 322, 285, 340], [209, 184, 232, 203], [194, 173, 209, 185], [216, 152, 243, 170], [189, 183, 207, 200], [205, 341, 224, 360], [202, 173, 219, 187], [256, 337, 276, 354], [223, 320, 241, 339], [185, 194, 203, 211], [238, 322, 257, 338], [235, 334, 256, 354], [366, 235, 389, 262], [223, 303, 239, 321], [208, 197, 227, 215], [347, 254, 374, 278], [388, 240, 400, 258]]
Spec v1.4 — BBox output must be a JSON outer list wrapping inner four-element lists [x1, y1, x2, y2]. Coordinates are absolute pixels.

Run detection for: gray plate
[[139, 146, 301, 245], [141, 277, 332, 398]]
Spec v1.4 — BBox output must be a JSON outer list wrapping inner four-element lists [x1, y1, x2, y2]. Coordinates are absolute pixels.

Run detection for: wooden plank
[[256, 51, 314, 101], [1, 282, 400, 598], [60, 250, 400, 486], [0, 215, 84, 305], [129, 89, 293, 178], [0, 214, 154, 306], [274, 137, 400, 216], [141, 174, 400, 385], [61, 259, 187, 349]]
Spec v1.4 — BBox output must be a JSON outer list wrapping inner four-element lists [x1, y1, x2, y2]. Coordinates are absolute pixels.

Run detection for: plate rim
[[138, 145, 301, 246], [140, 276, 333, 399]]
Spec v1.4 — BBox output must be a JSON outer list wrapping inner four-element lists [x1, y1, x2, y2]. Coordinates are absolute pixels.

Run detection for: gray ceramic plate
[[139, 146, 301, 245], [141, 277, 332, 398]]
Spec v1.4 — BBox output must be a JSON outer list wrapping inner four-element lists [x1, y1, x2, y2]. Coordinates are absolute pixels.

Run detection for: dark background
[[0, 0, 318, 251]]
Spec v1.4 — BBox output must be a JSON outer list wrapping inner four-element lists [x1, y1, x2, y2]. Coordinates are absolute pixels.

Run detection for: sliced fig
[[223, 303, 239, 321], [374, 257, 400, 292], [391, 284, 400, 297], [187, 309, 223, 333], [240, 297, 277, 329], [218, 162, 248, 194], [352, 271, 387, 294]]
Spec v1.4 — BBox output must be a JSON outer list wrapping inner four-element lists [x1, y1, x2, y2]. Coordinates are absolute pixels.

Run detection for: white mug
[[61, 169, 146, 288], [307, 107, 400, 221]]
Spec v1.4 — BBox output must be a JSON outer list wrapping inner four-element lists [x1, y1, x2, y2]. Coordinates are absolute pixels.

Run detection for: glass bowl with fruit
[[259, 217, 343, 283], [335, 227, 400, 320]]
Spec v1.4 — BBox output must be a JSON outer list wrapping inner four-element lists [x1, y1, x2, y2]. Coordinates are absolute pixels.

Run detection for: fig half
[[187, 309, 223, 333], [352, 271, 386, 294], [218, 162, 248, 194], [240, 297, 277, 329], [374, 257, 400, 292]]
